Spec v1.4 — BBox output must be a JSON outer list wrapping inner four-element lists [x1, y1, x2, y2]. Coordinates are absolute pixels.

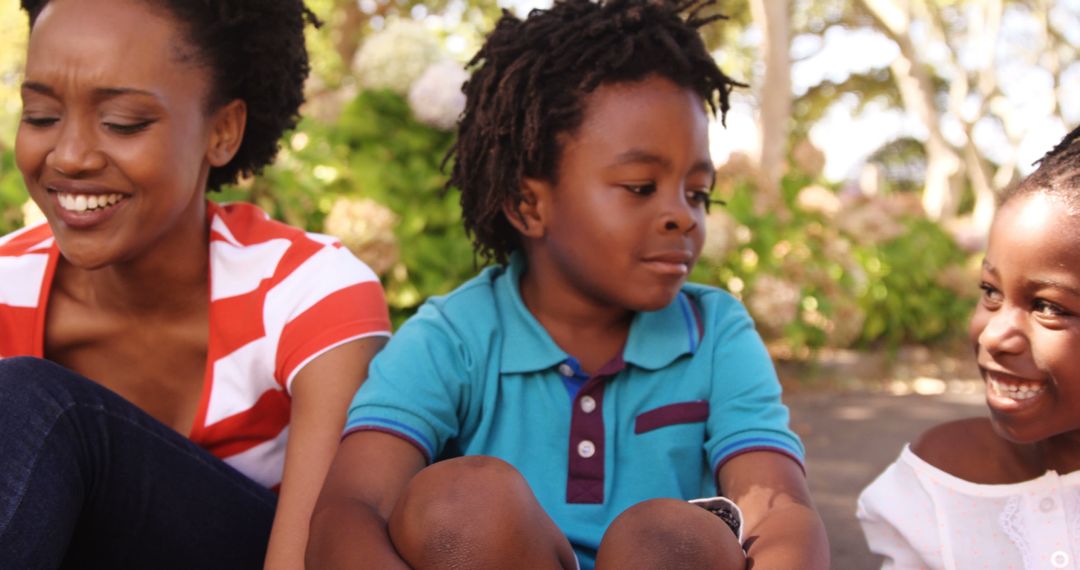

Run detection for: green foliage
[[0, 148, 27, 235], [217, 89, 475, 327], [696, 174, 977, 354]]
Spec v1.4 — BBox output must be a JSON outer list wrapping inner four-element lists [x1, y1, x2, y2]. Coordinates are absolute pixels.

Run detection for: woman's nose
[[46, 119, 106, 176]]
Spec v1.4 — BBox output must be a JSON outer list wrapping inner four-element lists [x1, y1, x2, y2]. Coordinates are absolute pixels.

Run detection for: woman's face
[[16, 0, 237, 270]]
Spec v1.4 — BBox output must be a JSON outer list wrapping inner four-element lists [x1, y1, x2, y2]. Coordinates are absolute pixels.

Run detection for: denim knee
[[0, 357, 84, 418]]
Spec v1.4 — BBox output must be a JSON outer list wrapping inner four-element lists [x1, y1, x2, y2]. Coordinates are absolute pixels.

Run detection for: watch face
[[689, 496, 743, 542]]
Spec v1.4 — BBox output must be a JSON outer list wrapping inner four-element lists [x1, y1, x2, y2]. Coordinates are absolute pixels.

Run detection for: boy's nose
[[661, 194, 698, 233], [46, 120, 107, 176]]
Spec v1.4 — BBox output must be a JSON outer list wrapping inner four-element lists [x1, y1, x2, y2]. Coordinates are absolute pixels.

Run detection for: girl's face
[[16, 0, 234, 270], [970, 192, 1080, 444], [523, 75, 712, 313]]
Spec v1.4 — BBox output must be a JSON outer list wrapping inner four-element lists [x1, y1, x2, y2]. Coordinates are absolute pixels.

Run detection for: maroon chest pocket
[[634, 400, 709, 434]]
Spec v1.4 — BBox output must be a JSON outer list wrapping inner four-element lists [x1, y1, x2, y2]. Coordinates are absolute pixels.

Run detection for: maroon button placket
[[565, 355, 625, 504]]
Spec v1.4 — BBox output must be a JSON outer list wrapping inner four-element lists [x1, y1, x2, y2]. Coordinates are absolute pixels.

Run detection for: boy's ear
[[206, 99, 247, 167], [503, 177, 550, 239]]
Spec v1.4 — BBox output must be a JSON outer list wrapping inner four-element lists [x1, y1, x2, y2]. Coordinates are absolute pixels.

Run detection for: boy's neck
[[518, 263, 633, 375]]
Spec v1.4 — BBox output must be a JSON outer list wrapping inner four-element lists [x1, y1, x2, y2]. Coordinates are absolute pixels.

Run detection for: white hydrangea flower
[[322, 197, 399, 277], [408, 60, 468, 130], [353, 19, 443, 95], [746, 274, 802, 337]]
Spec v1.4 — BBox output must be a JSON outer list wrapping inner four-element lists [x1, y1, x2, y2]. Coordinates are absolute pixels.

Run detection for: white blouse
[[857, 445, 1080, 570]]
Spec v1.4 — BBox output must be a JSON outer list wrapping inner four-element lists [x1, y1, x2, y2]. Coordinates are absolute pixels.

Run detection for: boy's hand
[[306, 430, 426, 569], [720, 451, 830, 569]]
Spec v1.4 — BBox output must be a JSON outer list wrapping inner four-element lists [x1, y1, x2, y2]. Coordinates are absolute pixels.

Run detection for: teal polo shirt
[[345, 254, 803, 568]]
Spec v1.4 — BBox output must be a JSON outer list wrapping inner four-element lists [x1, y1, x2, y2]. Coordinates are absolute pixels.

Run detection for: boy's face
[[970, 192, 1080, 444], [523, 75, 712, 313]]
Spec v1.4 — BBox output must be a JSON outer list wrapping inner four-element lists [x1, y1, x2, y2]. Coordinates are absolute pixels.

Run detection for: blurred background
[[0, 1, 1077, 564]]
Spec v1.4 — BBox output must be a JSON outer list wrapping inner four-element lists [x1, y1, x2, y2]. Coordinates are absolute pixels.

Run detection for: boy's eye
[[104, 120, 154, 135], [621, 182, 657, 196]]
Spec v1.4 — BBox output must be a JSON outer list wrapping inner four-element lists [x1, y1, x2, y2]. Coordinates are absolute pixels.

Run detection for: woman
[[0, 0, 390, 567]]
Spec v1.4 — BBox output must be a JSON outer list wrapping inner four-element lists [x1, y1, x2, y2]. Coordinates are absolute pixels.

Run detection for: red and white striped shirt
[[0, 201, 391, 489]]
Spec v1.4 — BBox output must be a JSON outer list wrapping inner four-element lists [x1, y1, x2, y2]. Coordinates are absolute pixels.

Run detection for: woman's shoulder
[[911, 417, 1043, 484]]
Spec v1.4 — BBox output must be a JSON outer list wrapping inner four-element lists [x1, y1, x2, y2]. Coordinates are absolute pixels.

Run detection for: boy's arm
[[306, 430, 427, 569], [719, 451, 830, 569]]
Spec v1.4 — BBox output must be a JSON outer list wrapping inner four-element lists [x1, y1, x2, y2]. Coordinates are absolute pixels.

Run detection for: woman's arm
[[719, 451, 829, 569], [306, 430, 427, 568], [262, 336, 387, 570]]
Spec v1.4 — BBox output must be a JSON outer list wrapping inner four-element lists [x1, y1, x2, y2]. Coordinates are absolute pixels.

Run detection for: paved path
[[784, 389, 985, 569]]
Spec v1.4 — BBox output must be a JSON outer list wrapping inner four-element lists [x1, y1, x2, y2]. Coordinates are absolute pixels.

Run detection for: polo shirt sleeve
[[343, 302, 470, 463], [702, 297, 805, 474]]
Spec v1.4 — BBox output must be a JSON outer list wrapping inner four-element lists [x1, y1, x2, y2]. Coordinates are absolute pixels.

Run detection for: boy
[[308, 1, 828, 567]]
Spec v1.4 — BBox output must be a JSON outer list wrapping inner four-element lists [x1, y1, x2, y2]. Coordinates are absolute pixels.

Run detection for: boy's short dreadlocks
[[447, 0, 741, 264], [1004, 125, 1080, 210]]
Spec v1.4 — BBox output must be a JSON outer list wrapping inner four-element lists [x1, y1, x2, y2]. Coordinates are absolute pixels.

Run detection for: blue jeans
[[0, 357, 277, 569]]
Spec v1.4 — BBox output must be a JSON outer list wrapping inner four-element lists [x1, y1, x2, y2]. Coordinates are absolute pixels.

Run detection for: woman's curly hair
[[446, 0, 742, 265], [21, 0, 319, 191]]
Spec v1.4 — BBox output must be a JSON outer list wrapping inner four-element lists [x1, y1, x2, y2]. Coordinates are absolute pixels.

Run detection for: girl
[[308, 1, 829, 568], [858, 126, 1080, 569]]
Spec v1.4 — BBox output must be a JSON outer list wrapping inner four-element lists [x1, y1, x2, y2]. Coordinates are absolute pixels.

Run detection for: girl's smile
[[970, 192, 1080, 444]]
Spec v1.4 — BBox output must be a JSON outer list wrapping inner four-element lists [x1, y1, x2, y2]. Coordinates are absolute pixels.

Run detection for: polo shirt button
[[577, 440, 596, 458], [1041, 497, 1056, 512], [1051, 551, 1070, 568], [558, 363, 575, 377], [580, 395, 597, 413]]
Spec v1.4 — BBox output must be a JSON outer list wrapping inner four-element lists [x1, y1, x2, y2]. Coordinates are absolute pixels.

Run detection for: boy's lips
[[641, 251, 693, 276]]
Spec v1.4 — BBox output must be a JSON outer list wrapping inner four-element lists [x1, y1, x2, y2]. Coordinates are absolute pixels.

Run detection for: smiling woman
[[0, 0, 391, 568]]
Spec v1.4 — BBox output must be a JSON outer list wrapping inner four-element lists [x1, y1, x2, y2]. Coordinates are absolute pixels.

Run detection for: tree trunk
[[749, 0, 791, 216]]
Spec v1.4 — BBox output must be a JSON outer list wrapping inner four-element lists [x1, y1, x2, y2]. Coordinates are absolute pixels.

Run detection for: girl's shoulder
[[911, 417, 1044, 484]]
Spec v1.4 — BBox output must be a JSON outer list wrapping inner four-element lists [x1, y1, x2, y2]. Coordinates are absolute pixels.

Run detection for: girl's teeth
[[989, 377, 1045, 401], [57, 193, 122, 213]]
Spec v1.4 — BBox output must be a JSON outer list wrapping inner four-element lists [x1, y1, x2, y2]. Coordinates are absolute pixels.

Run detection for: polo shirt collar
[[497, 252, 704, 374]]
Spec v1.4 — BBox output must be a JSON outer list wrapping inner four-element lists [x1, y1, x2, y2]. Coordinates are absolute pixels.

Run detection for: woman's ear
[[206, 99, 247, 167], [503, 177, 551, 239]]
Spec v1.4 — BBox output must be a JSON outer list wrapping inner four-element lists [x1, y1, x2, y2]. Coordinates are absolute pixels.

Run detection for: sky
[[503, 0, 1080, 183]]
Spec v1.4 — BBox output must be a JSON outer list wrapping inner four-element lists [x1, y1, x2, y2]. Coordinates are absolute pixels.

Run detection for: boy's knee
[[597, 498, 744, 570], [395, 456, 532, 529], [389, 456, 558, 566]]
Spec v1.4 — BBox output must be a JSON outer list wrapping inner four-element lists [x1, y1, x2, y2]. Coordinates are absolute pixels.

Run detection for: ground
[[781, 350, 985, 568]]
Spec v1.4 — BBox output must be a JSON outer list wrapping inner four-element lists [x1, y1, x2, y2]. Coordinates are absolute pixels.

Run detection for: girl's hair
[[1002, 125, 1080, 208], [21, 0, 319, 191], [447, 0, 741, 264]]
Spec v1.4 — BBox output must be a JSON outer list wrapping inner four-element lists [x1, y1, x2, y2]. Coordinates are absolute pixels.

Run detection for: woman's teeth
[[988, 377, 1045, 401], [57, 193, 123, 213]]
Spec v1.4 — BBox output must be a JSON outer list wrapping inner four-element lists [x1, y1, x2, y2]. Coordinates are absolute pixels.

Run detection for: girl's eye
[[622, 182, 657, 196], [22, 116, 58, 128], [979, 282, 1003, 306], [104, 120, 153, 135], [1033, 299, 1067, 318]]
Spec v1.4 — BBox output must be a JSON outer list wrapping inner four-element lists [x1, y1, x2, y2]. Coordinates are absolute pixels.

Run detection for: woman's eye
[[21, 116, 58, 128], [622, 182, 657, 196], [104, 120, 153, 135]]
